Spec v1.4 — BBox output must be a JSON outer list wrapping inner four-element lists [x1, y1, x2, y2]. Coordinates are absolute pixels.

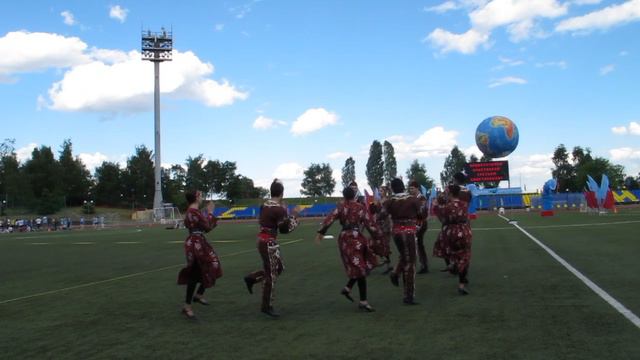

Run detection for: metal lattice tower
[[142, 28, 172, 211]]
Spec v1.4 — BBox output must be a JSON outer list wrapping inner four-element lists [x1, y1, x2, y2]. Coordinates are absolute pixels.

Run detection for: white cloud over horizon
[[612, 122, 640, 135], [15, 143, 39, 163], [78, 152, 109, 171], [386, 126, 460, 159], [610, 147, 640, 161]]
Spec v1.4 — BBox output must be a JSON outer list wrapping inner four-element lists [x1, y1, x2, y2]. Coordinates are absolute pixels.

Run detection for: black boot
[[244, 276, 255, 294], [261, 306, 280, 318]]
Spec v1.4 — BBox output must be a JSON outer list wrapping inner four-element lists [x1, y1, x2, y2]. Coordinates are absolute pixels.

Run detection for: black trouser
[[416, 224, 428, 269], [345, 277, 367, 301], [186, 261, 206, 304]]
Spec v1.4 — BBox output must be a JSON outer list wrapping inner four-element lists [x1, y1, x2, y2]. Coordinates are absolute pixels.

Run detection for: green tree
[[406, 160, 434, 189], [163, 164, 187, 208], [58, 139, 92, 206], [301, 163, 336, 197], [226, 175, 268, 201], [624, 176, 639, 190], [341, 157, 356, 189], [204, 160, 237, 197], [551, 144, 577, 191], [94, 162, 124, 206], [440, 146, 467, 187], [366, 140, 384, 190], [123, 145, 154, 209], [0, 139, 25, 208], [468, 154, 479, 163], [383, 141, 397, 185], [575, 157, 625, 191], [184, 155, 207, 193], [571, 146, 593, 168]]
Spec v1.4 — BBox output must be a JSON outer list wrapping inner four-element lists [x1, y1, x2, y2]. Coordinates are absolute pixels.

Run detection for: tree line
[[0, 139, 267, 214], [2, 138, 637, 215]]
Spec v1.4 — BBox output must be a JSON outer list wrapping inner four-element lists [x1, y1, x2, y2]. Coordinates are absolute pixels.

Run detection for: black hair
[[453, 172, 468, 185], [185, 190, 198, 205], [408, 180, 420, 189], [390, 178, 405, 194], [343, 186, 356, 200], [448, 184, 461, 197], [270, 179, 284, 198]]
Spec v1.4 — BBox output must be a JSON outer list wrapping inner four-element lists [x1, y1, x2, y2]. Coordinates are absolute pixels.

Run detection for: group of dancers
[[177, 174, 473, 319]]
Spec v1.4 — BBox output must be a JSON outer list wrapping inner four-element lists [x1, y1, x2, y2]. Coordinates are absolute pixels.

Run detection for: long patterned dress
[[369, 203, 392, 258], [317, 200, 380, 279], [433, 197, 472, 276], [177, 208, 223, 288]]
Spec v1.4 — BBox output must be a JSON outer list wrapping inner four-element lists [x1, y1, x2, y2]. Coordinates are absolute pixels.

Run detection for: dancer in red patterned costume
[[315, 186, 380, 312], [369, 185, 393, 274], [382, 178, 426, 305], [433, 181, 473, 295], [177, 191, 222, 319], [408, 180, 429, 274], [244, 179, 301, 317]]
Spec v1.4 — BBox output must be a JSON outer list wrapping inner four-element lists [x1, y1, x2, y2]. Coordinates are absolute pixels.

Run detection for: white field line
[[0, 239, 304, 305], [498, 214, 640, 329]]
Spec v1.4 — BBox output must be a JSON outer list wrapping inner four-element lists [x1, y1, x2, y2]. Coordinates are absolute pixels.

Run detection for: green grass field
[[1, 209, 639, 359]]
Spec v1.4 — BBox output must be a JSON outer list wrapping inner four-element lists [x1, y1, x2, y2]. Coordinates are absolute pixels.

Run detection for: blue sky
[[1, 0, 639, 196]]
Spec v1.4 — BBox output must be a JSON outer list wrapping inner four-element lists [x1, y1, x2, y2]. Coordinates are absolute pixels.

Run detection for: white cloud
[[612, 126, 628, 135], [78, 152, 109, 171], [0, 31, 89, 75], [425, 28, 490, 54], [386, 126, 459, 159], [492, 56, 525, 70], [489, 76, 527, 88], [15, 143, 38, 162], [252, 115, 286, 130], [290, 108, 338, 136], [425, 1, 460, 13], [464, 146, 484, 159], [572, 0, 602, 5], [214, 24, 225, 32], [507, 153, 554, 190], [600, 64, 615, 75], [0, 32, 246, 112], [109, 5, 129, 23], [535, 60, 567, 69], [556, 0, 640, 33], [610, 147, 640, 160], [230, 1, 260, 19], [612, 121, 640, 135], [273, 162, 305, 181], [426, 0, 568, 54], [46, 49, 248, 112], [327, 152, 349, 160], [619, 50, 629, 56], [61, 10, 76, 26]]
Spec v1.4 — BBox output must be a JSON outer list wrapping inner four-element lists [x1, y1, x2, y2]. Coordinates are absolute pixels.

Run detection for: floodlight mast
[[142, 28, 172, 212]]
